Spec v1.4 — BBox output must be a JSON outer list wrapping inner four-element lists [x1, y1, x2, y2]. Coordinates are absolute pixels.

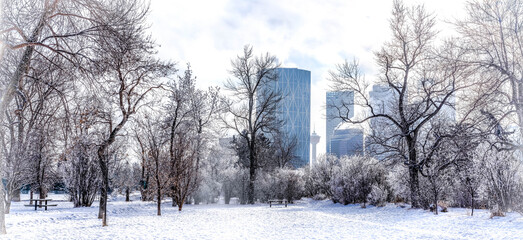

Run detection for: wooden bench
[[268, 199, 288, 207], [24, 199, 57, 211]]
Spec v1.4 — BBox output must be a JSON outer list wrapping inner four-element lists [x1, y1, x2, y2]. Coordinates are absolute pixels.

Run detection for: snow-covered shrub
[[256, 170, 278, 202], [276, 168, 305, 203], [62, 136, 101, 207], [387, 165, 409, 203], [331, 156, 391, 207], [478, 148, 523, 214], [256, 168, 305, 203], [304, 155, 337, 199], [368, 185, 388, 207]]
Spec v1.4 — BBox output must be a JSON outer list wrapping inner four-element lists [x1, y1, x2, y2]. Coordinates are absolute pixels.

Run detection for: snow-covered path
[[2, 196, 522, 239]]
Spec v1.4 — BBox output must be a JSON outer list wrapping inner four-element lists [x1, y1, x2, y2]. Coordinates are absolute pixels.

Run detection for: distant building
[[330, 128, 364, 157], [262, 68, 311, 168], [366, 85, 393, 159], [326, 91, 354, 154], [369, 85, 392, 116], [310, 130, 320, 166]]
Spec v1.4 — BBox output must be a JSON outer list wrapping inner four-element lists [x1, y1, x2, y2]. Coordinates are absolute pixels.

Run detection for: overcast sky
[[147, 0, 467, 156]]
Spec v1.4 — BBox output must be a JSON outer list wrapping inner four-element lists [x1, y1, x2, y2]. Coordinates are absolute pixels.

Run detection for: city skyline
[[147, 0, 467, 156]]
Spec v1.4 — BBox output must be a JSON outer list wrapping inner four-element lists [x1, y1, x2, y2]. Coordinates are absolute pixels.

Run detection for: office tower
[[330, 128, 364, 157], [326, 91, 354, 154], [366, 84, 394, 159], [264, 68, 311, 168]]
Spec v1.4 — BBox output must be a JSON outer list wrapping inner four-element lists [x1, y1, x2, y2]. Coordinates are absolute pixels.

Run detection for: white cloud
[[148, 0, 467, 157]]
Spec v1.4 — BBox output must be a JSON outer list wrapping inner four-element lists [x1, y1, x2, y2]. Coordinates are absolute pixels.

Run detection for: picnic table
[[268, 199, 288, 207], [24, 199, 57, 211]]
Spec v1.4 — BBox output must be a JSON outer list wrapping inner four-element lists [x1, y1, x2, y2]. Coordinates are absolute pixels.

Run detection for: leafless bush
[[331, 156, 391, 207]]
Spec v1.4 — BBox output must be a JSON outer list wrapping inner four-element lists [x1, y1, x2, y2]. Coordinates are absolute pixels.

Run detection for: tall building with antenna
[[310, 128, 320, 166]]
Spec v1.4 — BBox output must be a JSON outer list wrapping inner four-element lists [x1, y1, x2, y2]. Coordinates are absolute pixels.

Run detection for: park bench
[[24, 199, 57, 211], [268, 199, 288, 207]]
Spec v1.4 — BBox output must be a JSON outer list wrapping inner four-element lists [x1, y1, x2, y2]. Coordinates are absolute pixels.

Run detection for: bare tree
[[88, 1, 175, 226], [166, 65, 221, 211], [271, 133, 298, 169], [456, 0, 523, 147], [139, 115, 169, 215], [223, 45, 281, 204], [0, 0, 143, 233], [133, 126, 154, 201], [329, 1, 471, 208]]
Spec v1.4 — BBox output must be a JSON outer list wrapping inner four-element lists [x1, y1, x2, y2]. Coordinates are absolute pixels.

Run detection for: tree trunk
[[407, 138, 421, 209], [471, 191, 475, 216], [248, 167, 255, 204], [157, 191, 161, 216], [30, 191, 33, 205], [39, 188, 46, 200], [4, 198, 11, 215], [224, 186, 231, 204], [433, 192, 439, 215], [125, 188, 130, 202], [0, 8, 50, 234], [12, 189, 20, 202], [409, 166, 421, 208], [156, 183, 161, 216], [98, 195, 104, 219], [0, 180, 5, 234], [98, 153, 109, 226], [248, 139, 256, 204], [178, 202, 184, 211]]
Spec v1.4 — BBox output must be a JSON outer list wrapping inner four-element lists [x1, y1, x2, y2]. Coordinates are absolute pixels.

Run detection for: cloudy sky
[[147, 0, 467, 156]]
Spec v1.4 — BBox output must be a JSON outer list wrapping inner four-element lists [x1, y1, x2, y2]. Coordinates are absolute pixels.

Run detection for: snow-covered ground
[[2, 194, 522, 240]]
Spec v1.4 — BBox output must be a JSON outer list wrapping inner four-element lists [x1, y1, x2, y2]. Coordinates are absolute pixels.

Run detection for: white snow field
[[2, 194, 523, 240]]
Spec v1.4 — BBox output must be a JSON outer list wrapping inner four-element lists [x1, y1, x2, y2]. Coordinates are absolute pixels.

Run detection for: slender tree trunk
[[0, 181, 5, 234], [30, 191, 33, 205], [4, 196, 11, 215], [12, 189, 20, 202], [98, 194, 104, 219], [471, 191, 475, 216], [224, 185, 231, 204], [248, 139, 256, 204], [434, 194, 438, 215], [97, 152, 109, 226], [407, 139, 421, 208], [125, 188, 130, 202], [157, 189, 161, 216], [432, 180, 439, 215], [156, 175, 161, 216], [517, 82, 523, 145], [38, 187, 45, 208], [39, 188, 46, 200]]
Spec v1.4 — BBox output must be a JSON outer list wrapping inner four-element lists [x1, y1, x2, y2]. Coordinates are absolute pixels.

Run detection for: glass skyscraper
[[267, 68, 311, 168]]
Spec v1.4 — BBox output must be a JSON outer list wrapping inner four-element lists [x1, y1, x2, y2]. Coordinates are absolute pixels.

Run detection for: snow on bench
[[268, 199, 288, 207]]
